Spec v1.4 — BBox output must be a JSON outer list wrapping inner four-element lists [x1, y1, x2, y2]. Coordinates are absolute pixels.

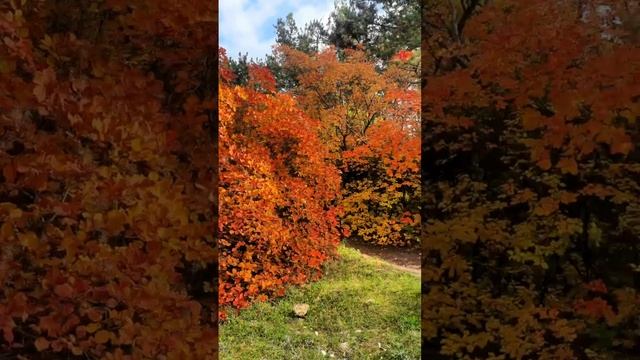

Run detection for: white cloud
[[293, 1, 334, 29], [220, 0, 335, 60]]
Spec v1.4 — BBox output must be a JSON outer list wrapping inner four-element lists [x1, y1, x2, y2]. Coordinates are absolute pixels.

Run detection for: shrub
[[218, 58, 341, 311], [340, 121, 420, 246]]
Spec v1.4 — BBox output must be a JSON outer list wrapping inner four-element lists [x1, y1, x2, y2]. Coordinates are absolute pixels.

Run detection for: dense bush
[[278, 46, 421, 247], [218, 53, 342, 312], [0, 1, 216, 358], [340, 121, 420, 246]]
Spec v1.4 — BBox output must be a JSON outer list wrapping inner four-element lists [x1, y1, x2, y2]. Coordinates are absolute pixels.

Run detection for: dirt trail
[[344, 239, 421, 276]]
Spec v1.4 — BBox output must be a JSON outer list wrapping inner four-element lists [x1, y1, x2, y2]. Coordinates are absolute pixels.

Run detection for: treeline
[[227, 0, 420, 90]]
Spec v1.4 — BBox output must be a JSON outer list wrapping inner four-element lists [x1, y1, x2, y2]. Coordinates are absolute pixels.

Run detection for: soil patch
[[343, 239, 420, 276]]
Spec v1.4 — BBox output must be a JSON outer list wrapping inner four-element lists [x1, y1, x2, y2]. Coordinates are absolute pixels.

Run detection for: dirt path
[[343, 239, 421, 276]]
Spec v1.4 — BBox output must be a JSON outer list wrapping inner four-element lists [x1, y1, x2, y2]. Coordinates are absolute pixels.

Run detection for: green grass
[[219, 245, 421, 360]]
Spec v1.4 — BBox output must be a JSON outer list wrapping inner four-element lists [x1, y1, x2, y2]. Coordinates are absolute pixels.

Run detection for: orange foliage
[[392, 50, 414, 63], [341, 121, 420, 246], [277, 45, 419, 155], [277, 46, 421, 247], [218, 51, 341, 310], [0, 0, 216, 358], [423, 0, 640, 358], [247, 64, 277, 94]]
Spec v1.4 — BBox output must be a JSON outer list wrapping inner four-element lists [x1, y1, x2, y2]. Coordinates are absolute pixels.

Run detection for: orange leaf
[[584, 279, 608, 294], [521, 109, 542, 130], [94, 330, 111, 344], [53, 283, 74, 298], [534, 197, 559, 216], [557, 157, 578, 175], [535, 150, 551, 170], [34, 337, 50, 351], [611, 141, 633, 156]]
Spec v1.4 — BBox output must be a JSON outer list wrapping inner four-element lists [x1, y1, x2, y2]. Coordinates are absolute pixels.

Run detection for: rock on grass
[[293, 303, 309, 317]]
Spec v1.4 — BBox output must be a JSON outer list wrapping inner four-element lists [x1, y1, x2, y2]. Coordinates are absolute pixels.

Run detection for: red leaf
[[54, 283, 74, 298]]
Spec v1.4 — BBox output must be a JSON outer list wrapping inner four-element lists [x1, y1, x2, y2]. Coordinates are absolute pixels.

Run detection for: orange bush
[[340, 121, 421, 246], [218, 56, 341, 311]]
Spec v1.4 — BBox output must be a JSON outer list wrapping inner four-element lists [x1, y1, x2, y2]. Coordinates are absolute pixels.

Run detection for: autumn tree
[[423, 0, 640, 358], [278, 45, 421, 247], [263, 13, 331, 91], [0, 0, 217, 358], [278, 45, 419, 155]]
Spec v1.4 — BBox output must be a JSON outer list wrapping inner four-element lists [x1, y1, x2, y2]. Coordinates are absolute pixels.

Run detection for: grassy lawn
[[219, 245, 421, 360]]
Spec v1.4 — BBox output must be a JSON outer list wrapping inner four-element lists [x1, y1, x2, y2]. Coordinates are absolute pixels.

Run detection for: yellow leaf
[[93, 213, 104, 227], [20, 232, 39, 250], [94, 330, 111, 344], [86, 323, 100, 333], [534, 197, 559, 216], [557, 157, 578, 175], [131, 138, 142, 152], [1, 222, 12, 239], [9, 208, 22, 219], [91, 118, 103, 133]]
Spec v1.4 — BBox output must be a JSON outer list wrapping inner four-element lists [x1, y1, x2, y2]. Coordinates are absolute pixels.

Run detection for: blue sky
[[220, 0, 335, 61]]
